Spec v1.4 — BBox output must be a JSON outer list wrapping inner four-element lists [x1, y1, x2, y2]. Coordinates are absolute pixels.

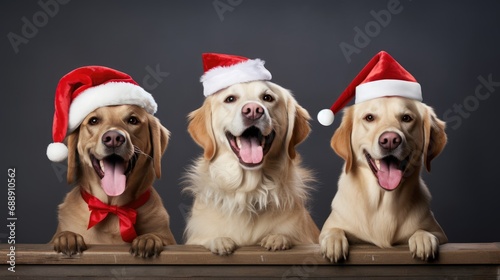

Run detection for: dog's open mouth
[[91, 154, 137, 196], [365, 151, 409, 191], [226, 127, 275, 168]]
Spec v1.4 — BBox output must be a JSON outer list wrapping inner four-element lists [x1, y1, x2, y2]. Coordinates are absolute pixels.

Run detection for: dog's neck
[[185, 154, 312, 217], [339, 162, 432, 247], [345, 163, 428, 211]]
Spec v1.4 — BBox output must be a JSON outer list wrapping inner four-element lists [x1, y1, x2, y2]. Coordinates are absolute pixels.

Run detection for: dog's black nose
[[379, 132, 401, 151], [102, 130, 126, 148], [242, 102, 264, 120]]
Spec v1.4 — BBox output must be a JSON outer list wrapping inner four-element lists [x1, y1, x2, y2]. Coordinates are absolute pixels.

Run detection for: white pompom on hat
[[46, 66, 157, 162], [317, 51, 422, 126], [200, 53, 272, 96]]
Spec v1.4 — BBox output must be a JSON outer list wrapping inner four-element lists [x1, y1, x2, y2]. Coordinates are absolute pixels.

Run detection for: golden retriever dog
[[184, 81, 320, 255], [320, 97, 448, 262], [51, 105, 176, 257]]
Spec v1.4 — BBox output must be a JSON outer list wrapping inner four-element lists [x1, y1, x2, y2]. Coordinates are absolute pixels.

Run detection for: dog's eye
[[224, 95, 237, 103], [364, 114, 375, 122], [262, 94, 274, 102], [128, 116, 139, 125], [402, 114, 413, 122], [88, 117, 99, 125]]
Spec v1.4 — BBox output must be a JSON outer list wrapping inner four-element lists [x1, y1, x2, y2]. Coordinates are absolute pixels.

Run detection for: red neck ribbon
[[80, 189, 151, 243]]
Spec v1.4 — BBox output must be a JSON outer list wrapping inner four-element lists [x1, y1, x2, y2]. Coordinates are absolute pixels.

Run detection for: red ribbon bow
[[81, 189, 151, 243]]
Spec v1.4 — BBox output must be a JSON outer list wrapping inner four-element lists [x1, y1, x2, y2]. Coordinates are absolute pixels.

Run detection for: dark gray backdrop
[[1, 0, 499, 244]]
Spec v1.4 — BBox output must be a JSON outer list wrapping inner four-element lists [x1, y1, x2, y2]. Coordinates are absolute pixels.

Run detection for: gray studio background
[[1, 0, 499, 244]]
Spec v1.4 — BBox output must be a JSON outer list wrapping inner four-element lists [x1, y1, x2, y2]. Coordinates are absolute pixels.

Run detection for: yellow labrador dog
[[320, 97, 448, 262], [184, 81, 320, 255], [51, 105, 176, 257]]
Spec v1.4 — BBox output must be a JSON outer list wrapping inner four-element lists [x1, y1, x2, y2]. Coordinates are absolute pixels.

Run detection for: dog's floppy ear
[[188, 100, 216, 160], [423, 105, 447, 172], [287, 101, 311, 159], [271, 83, 311, 160], [148, 115, 170, 178], [66, 130, 79, 185], [331, 107, 354, 173]]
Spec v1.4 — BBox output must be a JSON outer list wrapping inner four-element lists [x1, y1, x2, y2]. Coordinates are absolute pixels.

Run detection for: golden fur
[[51, 105, 176, 257], [184, 81, 319, 255], [320, 97, 448, 262]]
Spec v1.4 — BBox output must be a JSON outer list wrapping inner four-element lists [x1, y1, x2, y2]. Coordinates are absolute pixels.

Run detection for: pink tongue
[[239, 137, 263, 164], [377, 159, 402, 191], [101, 158, 126, 196]]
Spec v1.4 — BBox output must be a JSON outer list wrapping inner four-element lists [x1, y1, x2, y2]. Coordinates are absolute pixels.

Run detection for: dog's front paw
[[130, 233, 166, 258], [208, 237, 237, 255], [52, 231, 87, 257], [260, 234, 292, 251], [408, 230, 439, 261], [320, 228, 349, 263]]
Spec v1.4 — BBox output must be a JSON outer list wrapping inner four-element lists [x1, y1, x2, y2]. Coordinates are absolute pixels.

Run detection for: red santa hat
[[200, 53, 272, 96], [46, 65, 157, 162], [317, 51, 422, 126]]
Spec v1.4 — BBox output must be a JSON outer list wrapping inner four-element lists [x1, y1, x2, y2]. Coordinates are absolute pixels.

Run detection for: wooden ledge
[[1, 243, 499, 279], [1, 243, 499, 265]]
